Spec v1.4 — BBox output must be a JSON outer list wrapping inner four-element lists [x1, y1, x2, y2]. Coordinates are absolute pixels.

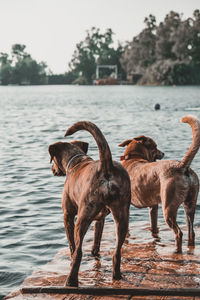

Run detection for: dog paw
[[91, 249, 100, 257], [174, 249, 182, 254], [152, 232, 160, 239], [65, 277, 78, 287], [151, 227, 159, 235], [188, 241, 195, 247], [112, 273, 122, 280]]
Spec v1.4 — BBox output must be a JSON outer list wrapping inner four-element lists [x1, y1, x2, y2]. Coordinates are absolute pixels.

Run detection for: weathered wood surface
[[4, 224, 200, 299], [21, 286, 200, 296]]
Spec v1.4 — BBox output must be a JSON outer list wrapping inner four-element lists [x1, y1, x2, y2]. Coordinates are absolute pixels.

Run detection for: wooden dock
[[4, 225, 200, 299]]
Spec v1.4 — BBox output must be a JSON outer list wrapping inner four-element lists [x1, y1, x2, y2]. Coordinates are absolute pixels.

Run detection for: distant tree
[[48, 74, 66, 85], [155, 11, 181, 60], [170, 18, 191, 61], [11, 44, 47, 85], [11, 44, 27, 61], [121, 14, 156, 76], [65, 71, 78, 84], [48, 71, 77, 84], [0, 53, 12, 85], [69, 27, 125, 83], [121, 9, 200, 85], [189, 9, 200, 63], [97, 42, 126, 80]]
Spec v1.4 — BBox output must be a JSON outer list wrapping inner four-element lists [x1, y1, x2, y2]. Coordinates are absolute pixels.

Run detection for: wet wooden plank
[[6, 227, 200, 299], [21, 286, 200, 296]]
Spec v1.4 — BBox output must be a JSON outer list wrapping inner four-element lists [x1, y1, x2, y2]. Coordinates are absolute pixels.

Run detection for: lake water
[[0, 85, 200, 299]]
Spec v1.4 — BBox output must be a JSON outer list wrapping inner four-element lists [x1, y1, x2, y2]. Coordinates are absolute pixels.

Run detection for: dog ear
[[71, 141, 89, 154], [118, 139, 132, 147], [48, 145, 55, 163], [134, 135, 147, 143]]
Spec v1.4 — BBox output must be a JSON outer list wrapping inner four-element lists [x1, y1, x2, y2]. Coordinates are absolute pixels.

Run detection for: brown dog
[[48, 121, 131, 286], [119, 115, 200, 253]]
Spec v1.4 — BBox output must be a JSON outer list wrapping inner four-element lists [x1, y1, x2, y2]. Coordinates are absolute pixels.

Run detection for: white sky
[[0, 0, 199, 74]]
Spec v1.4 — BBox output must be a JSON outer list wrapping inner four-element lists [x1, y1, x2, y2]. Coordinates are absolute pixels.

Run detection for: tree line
[[0, 9, 200, 86], [121, 9, 200, 85]]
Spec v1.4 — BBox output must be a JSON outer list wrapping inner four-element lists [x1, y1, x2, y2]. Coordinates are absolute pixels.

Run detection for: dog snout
[[157, 151, 164, 160], [52, 164, 65, 176], [52, 164, 57, 176]]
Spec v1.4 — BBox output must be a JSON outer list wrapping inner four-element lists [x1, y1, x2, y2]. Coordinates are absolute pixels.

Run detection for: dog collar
[[120, 154, 144, 161], [66, 153, 85, 174], [120, 155, 129, 161]]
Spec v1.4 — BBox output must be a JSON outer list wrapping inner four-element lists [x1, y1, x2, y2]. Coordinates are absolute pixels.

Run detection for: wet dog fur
[[119, 116, 200, 253], [49, 121, 131, 286]]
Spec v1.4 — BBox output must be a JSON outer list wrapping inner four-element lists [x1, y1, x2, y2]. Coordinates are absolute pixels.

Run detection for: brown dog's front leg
[[111, 205, 129, 280], [66, 214, 92, 287], [63, 212, 75, 255], [149, 205, 159, 236], [91, 219, 105, 257]]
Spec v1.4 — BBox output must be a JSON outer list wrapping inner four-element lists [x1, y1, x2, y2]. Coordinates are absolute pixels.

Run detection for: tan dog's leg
[[110, 205, 129, 280], [91, 219, 105, 257], [183, 188, 198, 247], [161, 180, 183, 253], [149, 205, 159, 236], [163, 206, 183, 253]]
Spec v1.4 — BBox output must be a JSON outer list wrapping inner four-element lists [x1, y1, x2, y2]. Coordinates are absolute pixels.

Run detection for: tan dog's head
[[48, 140, 88, 176], [119, 135, 164, 162]]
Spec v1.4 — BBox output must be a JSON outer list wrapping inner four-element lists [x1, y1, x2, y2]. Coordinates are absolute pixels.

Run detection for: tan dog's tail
[[180, 115, 200, 168], [64, 121, 113, 174]]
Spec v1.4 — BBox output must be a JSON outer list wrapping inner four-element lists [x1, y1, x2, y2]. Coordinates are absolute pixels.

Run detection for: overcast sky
[[0, 0, 199, 74]]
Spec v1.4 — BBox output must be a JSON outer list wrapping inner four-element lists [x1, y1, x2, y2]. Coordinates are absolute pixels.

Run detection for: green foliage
[[0, 44, 47, 85], [122, 9, 200, 85], [156, 11, 181, 60], [0, 53, 12, 85], [69, 27, 125, 84], [121, 26, 156, 75], [1, 10, 200, 86], [138, 60, 200, 85], [48, 71, 77, 84]]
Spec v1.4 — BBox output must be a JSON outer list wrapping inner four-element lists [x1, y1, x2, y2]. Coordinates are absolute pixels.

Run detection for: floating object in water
[[154, 103, 160, 110]]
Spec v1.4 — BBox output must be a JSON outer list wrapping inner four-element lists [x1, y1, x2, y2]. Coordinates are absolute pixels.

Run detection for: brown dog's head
[[119, 135, 164, 162], [48, 140, 88, 176]]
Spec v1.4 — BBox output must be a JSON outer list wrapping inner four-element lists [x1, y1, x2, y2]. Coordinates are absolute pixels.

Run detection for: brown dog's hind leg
[[163, 207, 183, 253], [110, 205, 129, 280], [184, 209, 195, 247], [149, 205, 159, 236], [91, 219, 105, 257], [183, 188, 198, 247]]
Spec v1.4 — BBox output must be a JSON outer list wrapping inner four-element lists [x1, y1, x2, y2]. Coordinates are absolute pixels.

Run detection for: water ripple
[[0, 85, 200, 298]]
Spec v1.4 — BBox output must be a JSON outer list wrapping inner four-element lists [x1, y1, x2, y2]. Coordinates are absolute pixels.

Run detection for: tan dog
[[119, 116, 200, 253], [48, 121, 131, 286]]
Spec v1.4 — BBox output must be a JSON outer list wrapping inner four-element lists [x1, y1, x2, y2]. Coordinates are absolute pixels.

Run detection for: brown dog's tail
[[64, 121, 113, 174], [179, 115, 200, 169]]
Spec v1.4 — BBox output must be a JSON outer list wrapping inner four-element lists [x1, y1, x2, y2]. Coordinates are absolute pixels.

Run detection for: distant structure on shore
[[95, 65, 118, 85]]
